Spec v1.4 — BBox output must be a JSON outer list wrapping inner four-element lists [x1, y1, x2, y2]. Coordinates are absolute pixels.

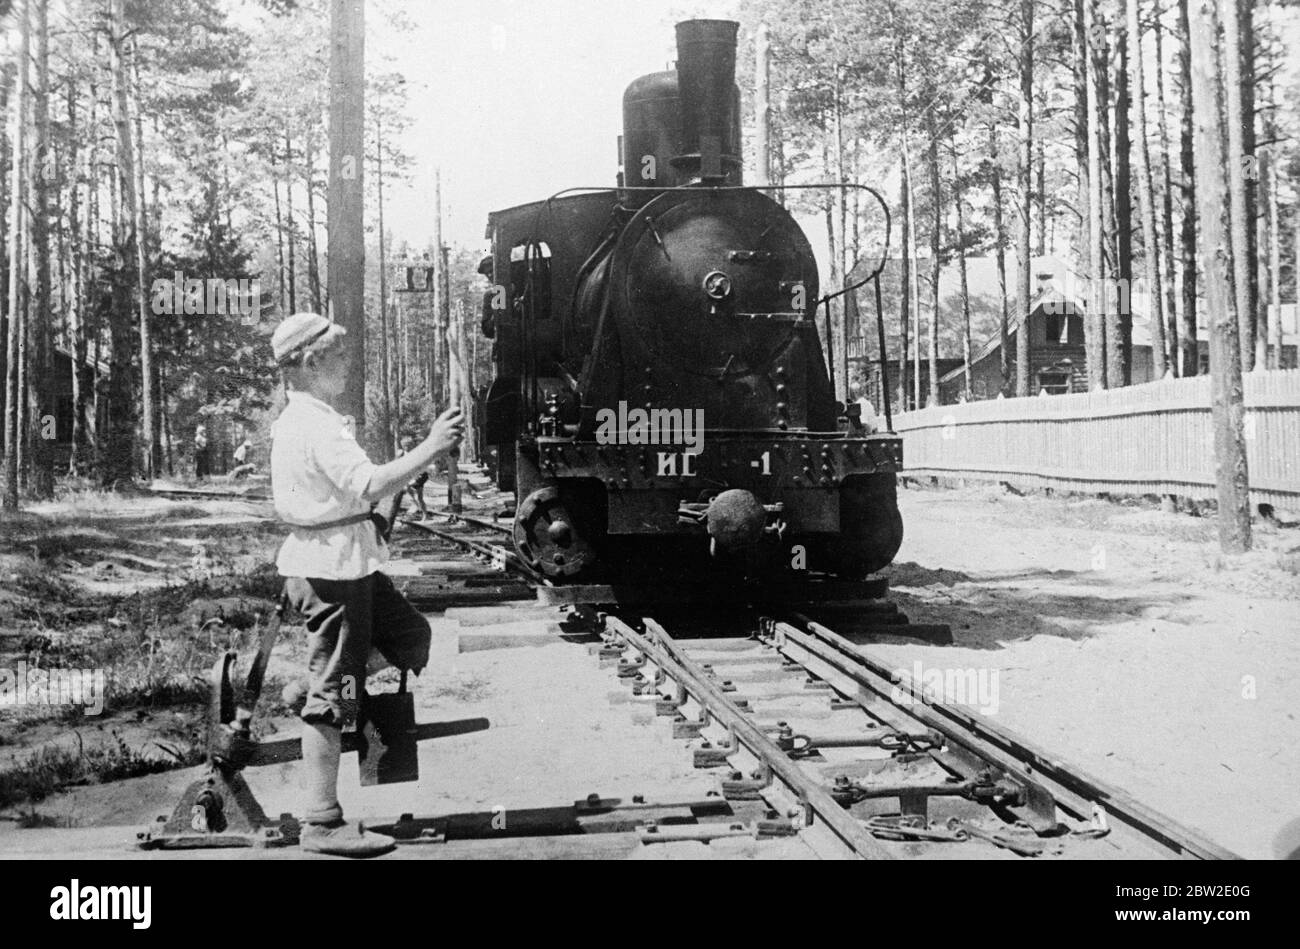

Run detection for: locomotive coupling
[[705, 489, 767, 553]]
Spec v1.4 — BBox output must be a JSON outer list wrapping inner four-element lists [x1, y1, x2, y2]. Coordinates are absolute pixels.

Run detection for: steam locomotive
[[479, 19, 903, 584]]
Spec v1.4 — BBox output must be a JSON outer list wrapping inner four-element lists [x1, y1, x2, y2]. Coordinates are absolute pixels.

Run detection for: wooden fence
[[890, 369, 1300, 508]]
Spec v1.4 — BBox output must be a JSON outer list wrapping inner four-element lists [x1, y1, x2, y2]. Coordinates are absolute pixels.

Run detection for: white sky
[[376, 0, 741, 251]]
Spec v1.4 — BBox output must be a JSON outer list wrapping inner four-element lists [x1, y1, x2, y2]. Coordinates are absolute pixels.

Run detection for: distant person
[[398, 435, 431, 519], [269, 312, 463, 857], [194, 425, 211, 480], [851, 384, 878, 434], [231, 439, 256, 480]]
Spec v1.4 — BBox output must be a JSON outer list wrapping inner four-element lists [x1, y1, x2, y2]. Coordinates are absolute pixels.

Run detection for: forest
[[732, 0, 1296, 411], [0, 0, 478, 507], [1, 0, 1295, 513]]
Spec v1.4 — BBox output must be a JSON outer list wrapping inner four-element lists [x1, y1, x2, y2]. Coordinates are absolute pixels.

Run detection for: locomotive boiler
[[479, 19, 903, 584]]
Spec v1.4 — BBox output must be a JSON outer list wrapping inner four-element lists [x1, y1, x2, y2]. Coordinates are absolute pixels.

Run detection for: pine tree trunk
[[4, 0, 31, 509], [822, 130, 840, 400], [989, 121, 1011, 396], [304, 131, 323, 314], [834, 73, 849, 398], [1153, 2, 1180, 374], [1177, 0, 1199, 374], [755, 25, 770, 188], [27, 0, 53, 498], [898, 157, 911, 411], [1035, 124, 1046, 256], [433, 169, 448, 406], [66, 80, 85, 475], [1266, 92, 1281, 368], [1259, 48, 1280, 369], [953, 146, 973, 402], [905, 145, 922, 407], [1097, 8, 1122, 388], [1189, 0, 1251, 553], [1084, 0, 1106, 390], [0, 62, 10, 309], [1015, 0, 1033, 397], [86, 59, 102, 473], [926, 107, 941, 407], [272, 166, 286, 309], [129, 35, 156, 476], [1219, 0, 1254, 371], [1074, 0, 1091, 327], [376, 111, 393, 458], [1128, 0, 1166, 381], [284, 130, 297, 313], [1255, 148, 1271, 367], [1113, 12, 1134, 387], [103, 0, 140, 485]]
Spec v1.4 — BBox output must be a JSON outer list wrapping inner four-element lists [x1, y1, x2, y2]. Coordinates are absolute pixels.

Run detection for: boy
[[270, 312, 464, 856]]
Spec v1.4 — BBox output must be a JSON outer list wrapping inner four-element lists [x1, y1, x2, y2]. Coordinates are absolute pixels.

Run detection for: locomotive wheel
[[513, 485, 600, 580], [832, 475, 904, 580]]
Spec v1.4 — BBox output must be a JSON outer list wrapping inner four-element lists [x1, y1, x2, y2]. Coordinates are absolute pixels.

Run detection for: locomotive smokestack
[[672, 19, 742, 183]]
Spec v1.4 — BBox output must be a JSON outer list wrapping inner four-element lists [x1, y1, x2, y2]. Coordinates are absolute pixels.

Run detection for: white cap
[[271, 312, 345, 365]]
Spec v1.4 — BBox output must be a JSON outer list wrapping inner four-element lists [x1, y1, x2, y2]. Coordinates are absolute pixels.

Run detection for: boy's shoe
[[300, 820, 395, 857]]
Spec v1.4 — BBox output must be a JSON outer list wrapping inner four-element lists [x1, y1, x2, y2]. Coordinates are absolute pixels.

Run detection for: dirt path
[[872, 484, 1300, 859]]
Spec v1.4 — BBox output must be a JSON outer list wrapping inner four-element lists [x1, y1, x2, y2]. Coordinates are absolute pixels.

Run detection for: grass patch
[[0, 732, 204, 810]]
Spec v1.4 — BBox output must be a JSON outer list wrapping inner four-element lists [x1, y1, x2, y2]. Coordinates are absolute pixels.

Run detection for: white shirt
[[855, 396, 878, 434], [271, 390, 387, 580]]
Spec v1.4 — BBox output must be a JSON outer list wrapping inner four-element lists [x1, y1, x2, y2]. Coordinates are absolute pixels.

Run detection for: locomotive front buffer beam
[[530, 434, 902, 536]]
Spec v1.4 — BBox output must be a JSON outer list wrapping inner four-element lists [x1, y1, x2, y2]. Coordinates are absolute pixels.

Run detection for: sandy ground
[[2, 479, 1296, 859], [872, 483, 1300, 860]]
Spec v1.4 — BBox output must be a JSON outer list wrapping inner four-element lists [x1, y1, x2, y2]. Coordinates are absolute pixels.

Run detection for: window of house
[[1044, 314, 1066, 343], [1037, 370, 1070, 395], [1067, 314, 1083, 344]]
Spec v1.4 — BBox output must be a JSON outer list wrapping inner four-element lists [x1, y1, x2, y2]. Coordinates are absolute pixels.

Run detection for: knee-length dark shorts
[[284, 572, 431, 728]]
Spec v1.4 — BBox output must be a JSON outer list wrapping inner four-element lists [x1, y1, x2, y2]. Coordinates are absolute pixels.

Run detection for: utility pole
[[433, 168, 448, 406], [327, 0, 366, 426]]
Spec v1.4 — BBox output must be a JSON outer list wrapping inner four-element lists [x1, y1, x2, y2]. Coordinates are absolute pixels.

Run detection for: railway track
[[580, 613, 1238, 859], [114, 474, 1237, 860], [378, 509, 1236, 859]]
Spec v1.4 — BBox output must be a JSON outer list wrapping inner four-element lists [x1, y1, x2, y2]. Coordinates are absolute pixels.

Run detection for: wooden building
[[0, 341, 109, 471]]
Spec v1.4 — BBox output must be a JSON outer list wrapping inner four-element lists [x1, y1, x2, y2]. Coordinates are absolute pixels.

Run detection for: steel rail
[[602, 615, 893, 859], [401, 518, 540, 585], [144, 485, 271, 502], [420, 509, 513, 538], [781, 612, 1240, 860]]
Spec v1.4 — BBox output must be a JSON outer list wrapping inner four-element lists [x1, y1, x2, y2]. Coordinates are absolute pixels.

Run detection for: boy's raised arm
[[361, 407, 465, 503]]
